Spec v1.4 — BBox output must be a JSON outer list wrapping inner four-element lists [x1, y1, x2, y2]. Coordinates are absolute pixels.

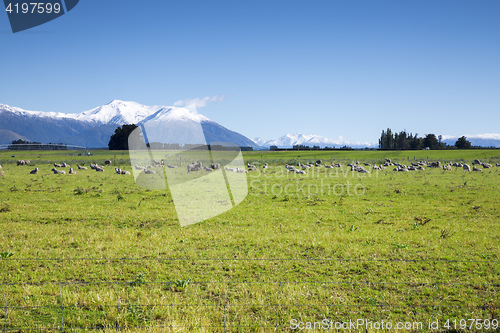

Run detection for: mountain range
[[0, 100, 259, 148], [2, 101, 499, 149], [442, 134, 500, 148], [254, 133, 375, 148]]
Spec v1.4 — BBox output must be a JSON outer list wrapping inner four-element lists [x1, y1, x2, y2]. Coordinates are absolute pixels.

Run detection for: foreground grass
[[0, 150, 499, 331]]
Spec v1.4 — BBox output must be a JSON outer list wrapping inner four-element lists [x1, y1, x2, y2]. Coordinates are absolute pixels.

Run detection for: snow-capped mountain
[[0, 100, 258, 148], [73, 100, 167, 125], [442, 134, 500, 148], [254, 133, 375, 148]]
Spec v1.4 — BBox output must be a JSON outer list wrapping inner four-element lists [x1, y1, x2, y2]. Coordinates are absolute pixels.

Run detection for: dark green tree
[[409, 134, 423, 149], [108, 124, 139, 150], [455, 136, 471, 149], [379, 128, 395, 149], [423, 134, 439, 150]]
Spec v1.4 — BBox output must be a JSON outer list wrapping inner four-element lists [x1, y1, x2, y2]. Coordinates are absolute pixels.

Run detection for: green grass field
[[0, 149, 499, 332]]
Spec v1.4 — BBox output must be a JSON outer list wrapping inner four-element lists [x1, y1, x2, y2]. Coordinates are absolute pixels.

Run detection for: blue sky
[[1, 0, 499, 144]]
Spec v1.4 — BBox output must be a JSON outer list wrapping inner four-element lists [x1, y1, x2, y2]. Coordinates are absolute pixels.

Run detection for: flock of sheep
[[275, 158, 500, 175], [12, 159, 131, 176], [4, 157, 500, 178], [389, 159, 496, 172]]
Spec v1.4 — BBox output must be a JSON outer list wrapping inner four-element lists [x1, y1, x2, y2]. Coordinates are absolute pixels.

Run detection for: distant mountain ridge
[[442, 134, 500, 148], [0, 100, 259, 148], [254, 133, 375, 148]]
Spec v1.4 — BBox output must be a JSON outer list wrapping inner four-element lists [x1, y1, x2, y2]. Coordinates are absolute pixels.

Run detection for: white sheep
[[77, 165, 88, 170], [463, 164, 471, 172], [30, 167, 38, 174], [115, 168, 131, 175], [51, 168, 66, 175], [69, 168, 77, 175]]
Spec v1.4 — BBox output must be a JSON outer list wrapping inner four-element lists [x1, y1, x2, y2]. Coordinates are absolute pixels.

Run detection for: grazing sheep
[[429, 161, 441, 168], [17, 160, 30, 166], [51, 168, 66, 175], [105, 160, 112, 166], [473, 166, 482, 172], [30, 167, 38, 174], [187, 162, 202, 173], [144, 169, 156, 174], [204, 166, 214, 172], [296, 170, 307, 175], [95, 166, 104, 172], [417, 166, 425, 171], [210, 163, 221, 170], [167, 164, 177, 168], [115, 168, 131, 175], [262, 163, 269, 169], [69, 168, 77, 175], [442, 165, 452, 171], [473, 159, 481, 165], [463, 164, 471, 172], [496, 163, 500, 167], [54, 163, 63, 168], [0, 164, 2, 169], [134, 165, 145, 170], [77, 165, 88, 170], [61, 163, 70, 168], [482, 163, 492, 169]]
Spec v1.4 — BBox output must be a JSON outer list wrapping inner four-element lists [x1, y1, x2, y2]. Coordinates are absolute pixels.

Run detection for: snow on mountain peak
[[0, 100, 213, 126], [254, 133, 376, 148]]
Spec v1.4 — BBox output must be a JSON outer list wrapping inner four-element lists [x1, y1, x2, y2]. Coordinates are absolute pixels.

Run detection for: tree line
[[7, 139, 68, 150], [378, 129, 472, 150]]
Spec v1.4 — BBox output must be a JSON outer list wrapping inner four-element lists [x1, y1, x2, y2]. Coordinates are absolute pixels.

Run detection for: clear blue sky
[[1, 0, 499, 144]]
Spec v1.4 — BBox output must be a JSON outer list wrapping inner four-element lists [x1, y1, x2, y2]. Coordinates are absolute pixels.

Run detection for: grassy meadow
[[0, 149, 499, 332]]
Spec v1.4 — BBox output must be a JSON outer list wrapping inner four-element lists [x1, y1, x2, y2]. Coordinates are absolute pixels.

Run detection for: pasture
[[0, 149, 499, 332]]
